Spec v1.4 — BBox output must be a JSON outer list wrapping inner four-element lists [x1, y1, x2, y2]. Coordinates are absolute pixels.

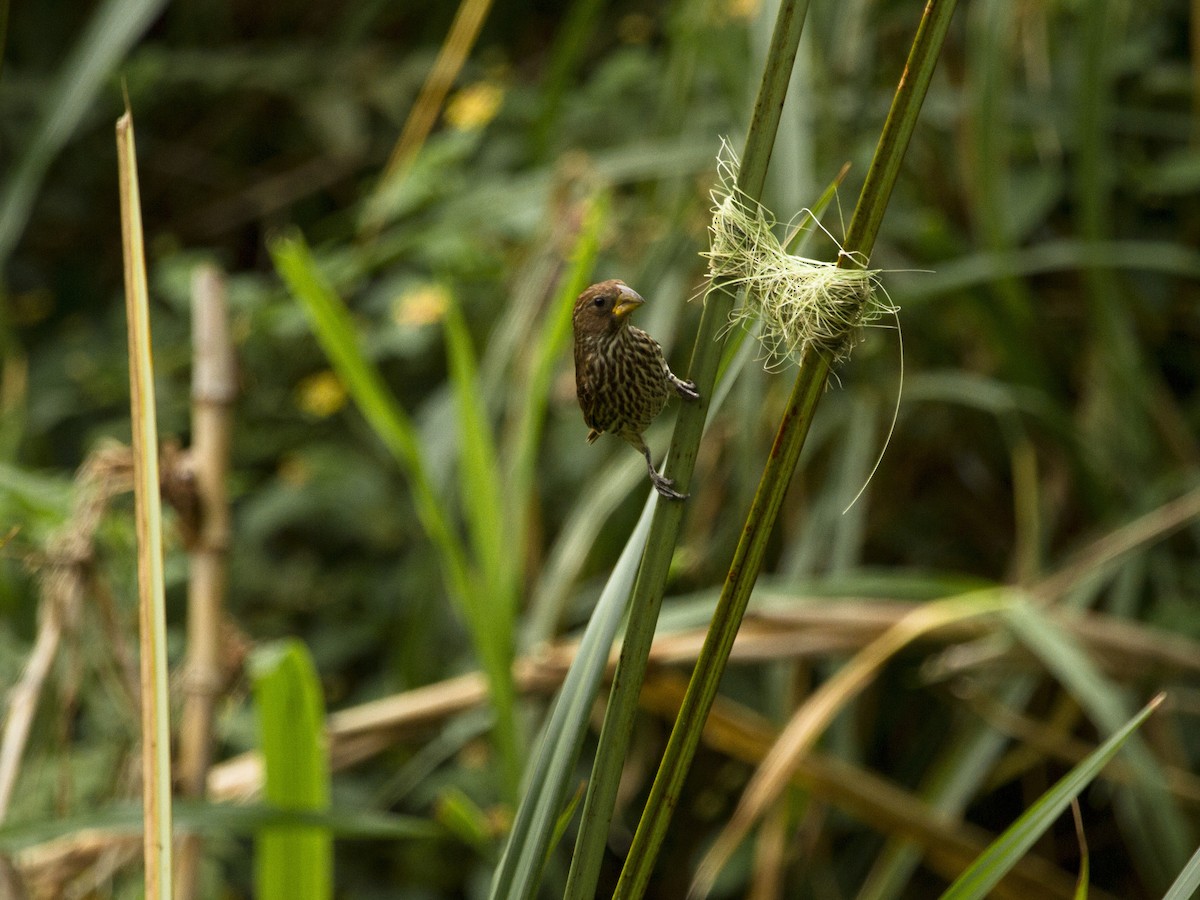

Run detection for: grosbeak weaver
[[572, 280, 699, 500]]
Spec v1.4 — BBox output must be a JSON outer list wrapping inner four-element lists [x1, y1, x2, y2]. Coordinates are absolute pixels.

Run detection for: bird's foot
[[650, 469, 688, 501], [674, 377, 700, 402]]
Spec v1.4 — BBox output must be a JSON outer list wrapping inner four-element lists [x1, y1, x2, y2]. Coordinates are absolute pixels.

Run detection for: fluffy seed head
[[702, 140, 893, 369]]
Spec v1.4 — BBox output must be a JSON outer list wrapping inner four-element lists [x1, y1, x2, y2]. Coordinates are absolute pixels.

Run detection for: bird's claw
[[651, 471, 688, 501], [675, 378, 700, 402]]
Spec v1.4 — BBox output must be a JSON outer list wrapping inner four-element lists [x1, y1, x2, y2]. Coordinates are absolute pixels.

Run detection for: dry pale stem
[[174, 264, 238, 900]]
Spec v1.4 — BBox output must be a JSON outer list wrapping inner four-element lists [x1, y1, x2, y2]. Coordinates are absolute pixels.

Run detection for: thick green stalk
[[615, 2, 960, 896], [562, 2, 812, 897]]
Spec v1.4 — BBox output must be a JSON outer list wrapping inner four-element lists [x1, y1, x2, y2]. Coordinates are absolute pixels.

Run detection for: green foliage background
[[1, 0, 1198, 897]]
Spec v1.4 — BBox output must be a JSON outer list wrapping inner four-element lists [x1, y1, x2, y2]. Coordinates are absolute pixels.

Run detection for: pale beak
[[612, 285, 645, 321]]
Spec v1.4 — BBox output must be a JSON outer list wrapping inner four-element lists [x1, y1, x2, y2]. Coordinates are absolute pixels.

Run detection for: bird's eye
[[593, 296, 606, 308]]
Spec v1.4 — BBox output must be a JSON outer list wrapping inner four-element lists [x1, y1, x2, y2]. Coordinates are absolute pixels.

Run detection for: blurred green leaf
[[435, 787, 493, 854], [271, 233, 472, 602], [0, 0, 167, 267], [252, 639, 332, 900]]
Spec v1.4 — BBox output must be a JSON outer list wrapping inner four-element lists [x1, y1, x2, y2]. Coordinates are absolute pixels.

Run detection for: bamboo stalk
[[174, 264, 236, 900], [117, 104, 173, 900]]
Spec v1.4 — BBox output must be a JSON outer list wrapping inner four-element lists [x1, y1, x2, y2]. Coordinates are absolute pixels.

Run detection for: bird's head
[[573, 280, 645, 339]]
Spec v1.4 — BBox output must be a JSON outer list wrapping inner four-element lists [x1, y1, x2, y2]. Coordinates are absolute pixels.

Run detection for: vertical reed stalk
[[615, 1, 961, 895], [562, 2, 813, 896], [117, 105, 173, 900]]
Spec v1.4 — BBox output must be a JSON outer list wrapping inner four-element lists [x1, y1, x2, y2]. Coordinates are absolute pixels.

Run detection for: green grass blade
[[273, 233, 521, 794], [443, 290, 523, 793], [531, 0, 606, 155], [490, 497, 655, 900], [938, 694, 1164, 900], [524, 453, 644, 649], [0, 0, 167, 268], [445, 292, 509, 609], [1004, 602, 1193, 884], [251, 639, 332, 900], [271, 233, 472, 606]]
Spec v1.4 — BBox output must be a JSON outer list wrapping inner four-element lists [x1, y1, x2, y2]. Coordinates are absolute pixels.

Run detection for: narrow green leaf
[[251, 639, 332, 900], [271, 233, 473, 608], [490, 498, 655, 900], [444, 289, 523, 795], [1162, 843, 1200, 900], [1072, 801, 1090, 900], [273, 233, 522, 796], [435, 787, 494, 853], [0, 0, 167, 267], [1004, 602, 1193, 880], [445, 292, 510, 612], [938, 694, 1163, 900]]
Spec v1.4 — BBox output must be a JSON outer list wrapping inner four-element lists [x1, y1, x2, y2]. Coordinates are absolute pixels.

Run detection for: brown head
[[572, 280, 645, 340]]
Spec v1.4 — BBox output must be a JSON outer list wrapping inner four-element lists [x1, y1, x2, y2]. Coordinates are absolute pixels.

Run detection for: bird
[[573, 279, 700, 500]]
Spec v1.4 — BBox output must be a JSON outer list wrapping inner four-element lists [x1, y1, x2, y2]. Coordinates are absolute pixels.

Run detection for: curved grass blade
[[1004, 602, 1193, 884], [444, 291, 523, 792], [272, 233, 521, 794], [938, 694, 1164, 900], [489, 498, 655, 900]]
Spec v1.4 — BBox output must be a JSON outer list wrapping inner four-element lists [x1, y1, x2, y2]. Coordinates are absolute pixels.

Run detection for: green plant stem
[[562, 2, 811, 898], [614, 2, 960, 896]]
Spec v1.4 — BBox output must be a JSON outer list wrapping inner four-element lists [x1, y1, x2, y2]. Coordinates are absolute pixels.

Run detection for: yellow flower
[[391, 283, 450, 328], [295, 370, 347, 418], [445, 82, 504, 131], [725, 0, 760, 20]]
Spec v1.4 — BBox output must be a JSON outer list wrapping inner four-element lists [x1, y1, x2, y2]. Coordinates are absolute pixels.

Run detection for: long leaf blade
[[938, 694, 1164, 900]]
